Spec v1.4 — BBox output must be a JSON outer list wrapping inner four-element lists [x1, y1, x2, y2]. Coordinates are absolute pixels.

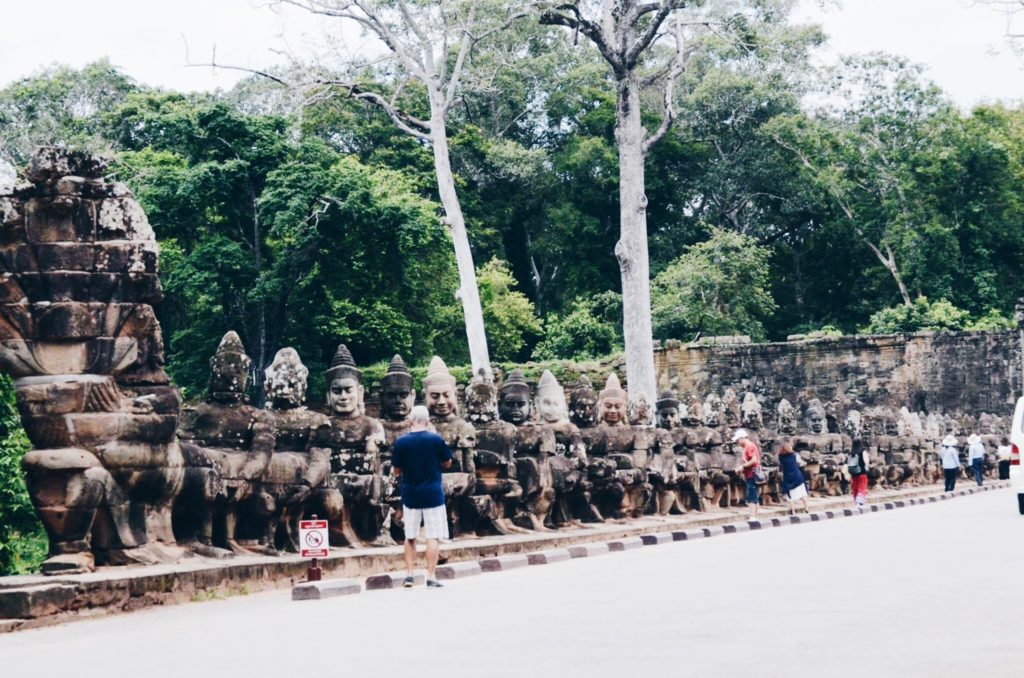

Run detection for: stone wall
[[654, 331, 1023, 418]]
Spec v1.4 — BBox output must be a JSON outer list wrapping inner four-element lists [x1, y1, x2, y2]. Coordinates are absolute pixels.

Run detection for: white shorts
[[787, 484, 808, 502], [402, 504, 449, 541]]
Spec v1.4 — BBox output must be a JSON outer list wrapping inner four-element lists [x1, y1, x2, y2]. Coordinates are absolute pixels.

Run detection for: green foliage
[[533, 292, 623, 361], [967, 309, 1016, 331], [0, 375, 46, 576], [476, 258, 542, 362], [860, 297, 986, 334], [651, 229, 777, 341]]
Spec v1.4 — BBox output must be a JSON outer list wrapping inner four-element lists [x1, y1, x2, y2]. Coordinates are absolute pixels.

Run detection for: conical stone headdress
[[600, 372, 627, 401], [325, 343, 360, 383], [500, 368, 530, 396], [536, 370, 563, 401], [656, 389, 680, 409], [211, 331, 250, 370], [422, 355, 456, 389], [383, 353, 413, 389]]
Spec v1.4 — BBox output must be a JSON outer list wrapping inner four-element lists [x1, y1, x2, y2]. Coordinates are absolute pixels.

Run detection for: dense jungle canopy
[[1, 4, 1023, 401]]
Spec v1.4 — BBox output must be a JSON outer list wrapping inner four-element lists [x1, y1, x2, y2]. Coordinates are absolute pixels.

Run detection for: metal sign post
[[299, 515, 329, 582]]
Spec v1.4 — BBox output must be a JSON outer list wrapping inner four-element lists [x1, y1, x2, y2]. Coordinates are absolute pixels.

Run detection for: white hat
[[731, 428, 749, 443], [942, 435, 957, 447], [967, 433, 981, 444]]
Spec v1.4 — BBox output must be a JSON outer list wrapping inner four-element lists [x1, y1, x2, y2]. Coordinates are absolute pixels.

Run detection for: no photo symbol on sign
[[299, 519, 329, 558]]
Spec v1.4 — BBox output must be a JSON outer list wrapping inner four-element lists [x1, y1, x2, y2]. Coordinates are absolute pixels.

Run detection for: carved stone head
[[499, 369, 532, 425], [656, 389, 681, 430], [844, 409, 863, 437], [722, 389, 742, 428], [569, 376, 599, 429], [740, 392, 762, 429], [683, 393, 703, 427], [776, 399, 796, 435], [380, 354, 415, 422], [263, 347, 308, 410], [599, 373, 628, 426], [324, 343, 362, 418], [208, 331, 250, 403], [702, 393, 723, 428], [423, 356, 458, 419], [804, 399, 826, 435], [535, 370, 569, 424], [466, 370, 498, 424]]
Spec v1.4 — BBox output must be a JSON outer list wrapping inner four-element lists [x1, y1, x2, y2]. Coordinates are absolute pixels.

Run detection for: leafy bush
[[967, 308, 1016, 331], [651, 229, 777, 341], [532, 292, 623, 361], [0, 374, 46, 575], [477, 258, 542, 362], [861, 296, 1013, 334]]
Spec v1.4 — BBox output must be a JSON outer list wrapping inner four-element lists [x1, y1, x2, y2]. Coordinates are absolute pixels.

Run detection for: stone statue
[[722, 388, 742, 429], [804, 399, 827, 435], [176, 331, 277, 556], [535, 370, 591, 525], [499, 369, 557, 530], [379, 354, 415, 453], [740, 393, 763, 430], [259, 347, 340, 552], [587, 373, 653, 519], [569, 375, 599, 430], [309, 344, 387, 546], [465, 370, 525, 534], [776, 399, 797, 435], [8, 149, 186, 573], [653, 389, 697, 514], [378, 354, 415, 540], [569, 376, 612, 520], [422, 356, 476, 536]]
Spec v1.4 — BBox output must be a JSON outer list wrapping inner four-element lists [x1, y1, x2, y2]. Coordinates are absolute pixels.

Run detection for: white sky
[[0, 0, 1021, 106]]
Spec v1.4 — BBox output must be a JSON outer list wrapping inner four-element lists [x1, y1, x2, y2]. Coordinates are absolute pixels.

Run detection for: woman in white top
[[940, 435, 961, 492]]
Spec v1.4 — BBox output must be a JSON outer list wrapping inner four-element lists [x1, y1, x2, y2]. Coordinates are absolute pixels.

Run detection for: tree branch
[[539, 4, 622, 72], [626, 0, 687, 67]]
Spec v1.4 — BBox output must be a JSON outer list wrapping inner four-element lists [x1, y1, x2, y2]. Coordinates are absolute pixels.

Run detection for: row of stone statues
[[2, 148, 1007, 577]]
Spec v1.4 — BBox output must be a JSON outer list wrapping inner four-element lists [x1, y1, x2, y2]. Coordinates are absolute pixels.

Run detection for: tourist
[[391, 405, 453, 588], [732, 428, 763, 520], [967, 434, 986, 486], [847, 438, 869, 508], [777, 437, 809, 514], [940, 435, 961, 492], [998, 437, 1012, 480]]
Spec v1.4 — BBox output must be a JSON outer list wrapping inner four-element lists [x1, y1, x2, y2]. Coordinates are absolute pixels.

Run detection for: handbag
[[846, 451, 864, 476], [753, 465, 767, 485]]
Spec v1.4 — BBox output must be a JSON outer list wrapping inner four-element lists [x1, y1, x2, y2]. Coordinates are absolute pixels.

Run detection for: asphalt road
[[3, 488, 1021, 677]]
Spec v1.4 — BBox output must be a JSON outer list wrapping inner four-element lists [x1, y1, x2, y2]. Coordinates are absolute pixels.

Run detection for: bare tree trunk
[[429, 92, 492, 378], [614, 73, 657, 410]]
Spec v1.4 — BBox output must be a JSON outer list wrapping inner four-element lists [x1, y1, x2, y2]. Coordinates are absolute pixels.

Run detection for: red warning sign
[[299, 519, 329, 558]]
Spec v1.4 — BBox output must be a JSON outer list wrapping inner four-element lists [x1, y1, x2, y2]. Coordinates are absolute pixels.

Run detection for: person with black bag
[[732, 429, 763, 521], [847, 438, 869, 508]]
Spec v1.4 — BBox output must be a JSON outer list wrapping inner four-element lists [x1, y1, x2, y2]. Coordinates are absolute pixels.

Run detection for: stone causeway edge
[[1, 481, 1009, 632]]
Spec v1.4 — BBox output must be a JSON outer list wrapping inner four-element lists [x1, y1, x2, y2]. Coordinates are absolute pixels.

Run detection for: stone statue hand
[[128, 394, 156, 414], [285, 483, 312, 507]]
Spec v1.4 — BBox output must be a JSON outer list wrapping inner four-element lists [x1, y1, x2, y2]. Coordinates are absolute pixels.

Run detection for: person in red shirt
[[732, 429, 762, 520]]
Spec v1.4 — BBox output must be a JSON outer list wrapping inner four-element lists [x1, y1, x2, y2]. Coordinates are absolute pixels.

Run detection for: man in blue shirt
[[392, 405, 453, 588]]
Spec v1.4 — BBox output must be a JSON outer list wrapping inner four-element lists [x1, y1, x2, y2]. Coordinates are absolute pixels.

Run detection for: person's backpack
[[847, 450, 864, 476]]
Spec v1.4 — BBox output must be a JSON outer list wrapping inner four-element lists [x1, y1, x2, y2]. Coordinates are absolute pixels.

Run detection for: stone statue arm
[[367, 419, 386, 474]]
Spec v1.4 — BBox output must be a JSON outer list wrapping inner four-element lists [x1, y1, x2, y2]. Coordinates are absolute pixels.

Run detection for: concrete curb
[[366, 573, 423, 590], [526, 549, 572, 565], [568, 543, 610, 558], [640, 533, 674, 545], [607, 537, 644, 552], [479, 554, 529, 572], [291, 579, 361, 601], [436, 562, 482, 581]]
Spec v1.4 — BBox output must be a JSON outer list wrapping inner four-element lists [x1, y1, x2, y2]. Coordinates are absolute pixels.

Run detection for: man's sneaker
[[426, 579, 444, 588], [402, 576, 415, 588]]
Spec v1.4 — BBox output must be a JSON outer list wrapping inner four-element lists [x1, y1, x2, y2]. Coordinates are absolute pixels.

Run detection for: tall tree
[[228, 0, 533, 379], [539, 0, 691, 412]]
